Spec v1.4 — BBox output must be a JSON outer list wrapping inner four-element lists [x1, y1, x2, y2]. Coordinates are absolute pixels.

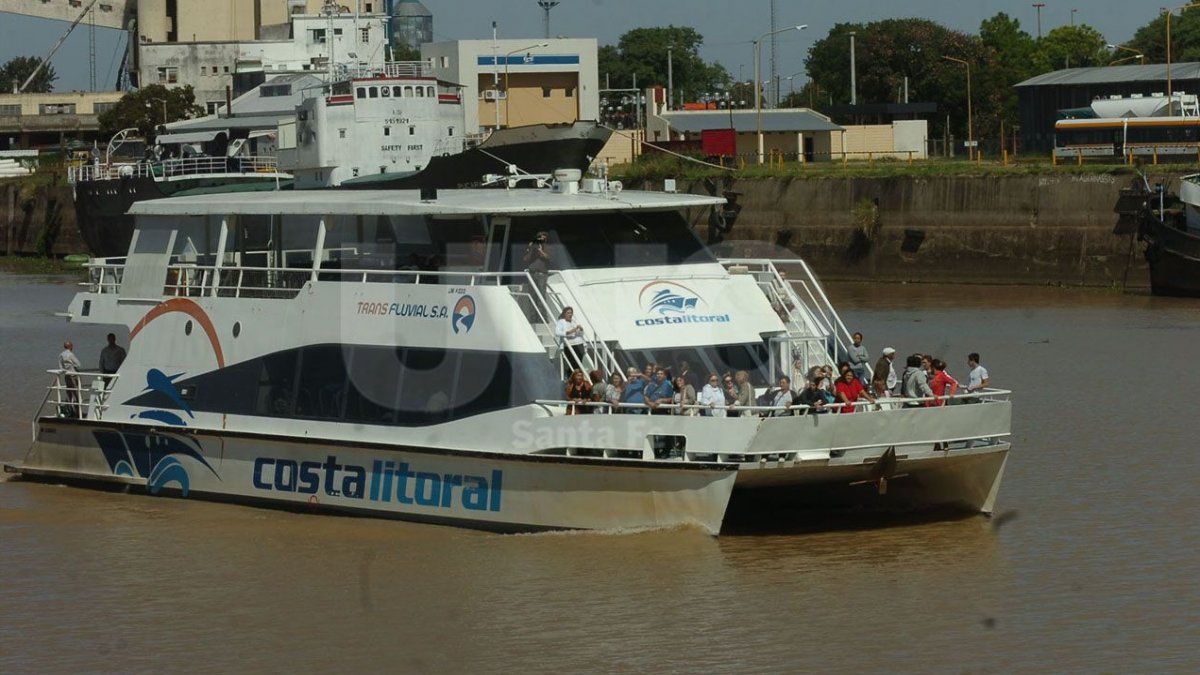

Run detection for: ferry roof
[[128, 188, 726, 217]]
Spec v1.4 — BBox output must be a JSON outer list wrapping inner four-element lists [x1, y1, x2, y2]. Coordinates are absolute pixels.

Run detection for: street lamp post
[[666, 46, 673, 112], [1033, 3, 1045, 39], [1107, 44, 1145, 66], [503, 42, 549, 127], [755, 24, 806, 164], [943, 56, 972, 161]]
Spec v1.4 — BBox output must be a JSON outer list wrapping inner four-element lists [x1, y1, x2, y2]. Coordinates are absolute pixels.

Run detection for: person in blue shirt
[[620, 367, 647, 413], [644, 368, 676, 415]]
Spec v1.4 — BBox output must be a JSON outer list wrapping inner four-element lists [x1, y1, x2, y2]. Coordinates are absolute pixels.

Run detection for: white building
[[421, 38, 599, 134], [138, 13, 389, 114]]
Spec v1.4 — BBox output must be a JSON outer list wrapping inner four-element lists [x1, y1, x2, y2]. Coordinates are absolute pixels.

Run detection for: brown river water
[[1, 272, 1197, 672]]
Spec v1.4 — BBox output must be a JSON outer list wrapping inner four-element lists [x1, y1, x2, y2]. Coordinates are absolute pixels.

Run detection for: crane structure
[[537, 1, 560, 40]]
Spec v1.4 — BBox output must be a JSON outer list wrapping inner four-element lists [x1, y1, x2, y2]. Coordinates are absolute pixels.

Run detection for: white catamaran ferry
[[9, 175, 1012, 534]]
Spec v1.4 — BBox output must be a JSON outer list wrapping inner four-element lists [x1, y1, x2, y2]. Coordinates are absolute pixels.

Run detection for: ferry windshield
[[616, 342, 772, 387], [504, 211, 714, 270]]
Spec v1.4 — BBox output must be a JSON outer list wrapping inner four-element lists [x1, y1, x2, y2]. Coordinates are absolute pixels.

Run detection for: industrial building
[[0, 91, 124, 149], [421, 39, 599, 134], [391, 0, 432, 50], [1016, 63, 1200, 152]]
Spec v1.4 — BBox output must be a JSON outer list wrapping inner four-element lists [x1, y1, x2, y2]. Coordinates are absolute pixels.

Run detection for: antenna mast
[[769, 0, 778, 107]]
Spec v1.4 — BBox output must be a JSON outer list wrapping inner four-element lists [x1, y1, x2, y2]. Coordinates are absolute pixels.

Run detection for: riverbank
[[0, 255, 85, 276]]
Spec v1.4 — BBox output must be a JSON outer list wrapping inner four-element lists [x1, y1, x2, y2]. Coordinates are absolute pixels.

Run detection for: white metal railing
[[67, 155, 282, 184], [339, 60, 432, 79], [538, 388, 1011, 417], [40, 370, 119, 422], [542, 271, 627, 378]]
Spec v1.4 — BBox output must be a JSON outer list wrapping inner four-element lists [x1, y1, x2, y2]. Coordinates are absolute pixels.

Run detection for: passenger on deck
[[621, 367, 646, 413], [677, 360, 701, 392], [928, 359, 959, 407], [645, 369, 675, 414], [588, 369, 608, 413], [795, 375, 829, 414], [604, 372, 625, 411], [901, 355, 934, 406], [671, 376, 697, 416], [58, 341, 81, 416], [967, 353, 990, 393], [873, 347, 898, 394], [920, 354, 934, 379], [835, 367, 876, 413], [565, 369, 592, 415], [730, 370, 755, 416], [98, 333, 126, 388], [699, 374, 727, 417], [766, 376, 796, 417], [522, 231, 551, 298], [555, 307, 586, 371], [642, 363, 655, 381], [847, 332, 871, 385]]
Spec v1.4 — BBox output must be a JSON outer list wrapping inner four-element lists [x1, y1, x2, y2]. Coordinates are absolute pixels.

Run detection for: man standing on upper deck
[[58, 341, 82, 416], [966, 353, 990, 393], [522, 231, 552, 301], [99, 333, 126, 387], [847, 332, 870, 386]]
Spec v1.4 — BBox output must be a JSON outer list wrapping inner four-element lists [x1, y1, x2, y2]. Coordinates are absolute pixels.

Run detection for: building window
[[338, 128, 346, 138], [441, 56, 449, 68], [39, 103, 76, 115], [156, 66, 178, 84], [352, 167, 359, 177], [365, 2, 373, 11], [542, 86, 552, 98], [360, 27, 370, 44], [206, 101, 222, 114], [383, 127, 390, 136], [200, 66, 207, 76], [333, 28, 342, 36], [93, 102, 117, 115], [311, 29, 326, 44], [0, 104, 22, 116], [223, 66, 230, 74], [565, 86, 575, 97]]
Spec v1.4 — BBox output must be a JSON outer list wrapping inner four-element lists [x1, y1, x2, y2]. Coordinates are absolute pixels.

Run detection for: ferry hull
[[13, 419, 738, 535]]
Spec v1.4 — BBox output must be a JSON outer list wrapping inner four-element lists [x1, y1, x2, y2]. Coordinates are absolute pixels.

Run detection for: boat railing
[[67, 156, 282, 184], [721, 258, 863, 371], [339, 60, 432, 80], [38, 370, 118, 423], [542, 271, 628, 378], [538, 387, 1011, 417]]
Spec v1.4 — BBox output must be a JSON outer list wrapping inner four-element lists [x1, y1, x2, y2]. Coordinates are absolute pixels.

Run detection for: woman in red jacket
[[928, 359, 959, 406], [834, 367, 875, 413]]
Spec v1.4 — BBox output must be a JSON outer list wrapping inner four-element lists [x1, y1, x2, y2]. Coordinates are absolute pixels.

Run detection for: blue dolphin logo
[[144, 368, 194, 419]]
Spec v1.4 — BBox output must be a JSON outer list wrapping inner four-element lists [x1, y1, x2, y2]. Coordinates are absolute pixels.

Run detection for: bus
[[1055, 117, 1200, 160]]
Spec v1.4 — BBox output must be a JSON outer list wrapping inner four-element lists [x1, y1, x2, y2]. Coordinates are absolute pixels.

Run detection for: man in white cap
[[873, 347, 898, 394]]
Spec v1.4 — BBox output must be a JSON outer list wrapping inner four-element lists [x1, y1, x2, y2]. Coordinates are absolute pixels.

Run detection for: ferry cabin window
[[369, 87, 379, 98], [502, 211, 714, 271], [618, 343, 774, 387], [392, 86, 403, 97], [132, 215, 220, 263], [427, 86, 436, 97], [381, 86, 391, 98], [356, 87, 366, 99], [403, 85, 414, 97]]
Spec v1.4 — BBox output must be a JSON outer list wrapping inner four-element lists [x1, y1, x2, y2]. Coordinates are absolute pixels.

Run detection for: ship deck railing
[[35, 370, 119, 436], [537, 388, 1010, 417], [67, 155, 283, 184], [339, 61, 433, 80]]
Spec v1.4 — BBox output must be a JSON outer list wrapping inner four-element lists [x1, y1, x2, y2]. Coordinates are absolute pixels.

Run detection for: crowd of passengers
[[561, 331, 991, 416]]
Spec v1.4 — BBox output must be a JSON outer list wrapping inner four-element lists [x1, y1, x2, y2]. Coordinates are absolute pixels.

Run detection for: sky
[[0, 1, 1161, 92]]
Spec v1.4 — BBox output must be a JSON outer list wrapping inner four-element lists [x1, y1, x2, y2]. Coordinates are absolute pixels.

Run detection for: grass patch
[[609, 154, 1187, 182], [0, 255, 87, 277]]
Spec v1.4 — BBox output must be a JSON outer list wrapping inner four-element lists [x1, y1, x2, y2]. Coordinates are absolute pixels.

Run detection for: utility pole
[[1071, 8, 1078, 26], [769, 0, 778, 107], [849, 31, 857, 106], [492, 21, 500, 130], [666, 46, 673, 112], [1033, 3, 1045, 39], [88, 5, 96, 91], [537, 1, 560, 39]]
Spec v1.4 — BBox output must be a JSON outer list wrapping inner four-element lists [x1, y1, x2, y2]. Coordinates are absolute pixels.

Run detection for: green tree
[[0, 56, 56, 93], [976, 13, 1039, 146], [393, 43, 421, 61], [1127, 10, 1200, 63], [598, 26, 730, 103], [806, 19, 977, 137], [98, 85, 205, 140], [1034, 25, 1110, 71]]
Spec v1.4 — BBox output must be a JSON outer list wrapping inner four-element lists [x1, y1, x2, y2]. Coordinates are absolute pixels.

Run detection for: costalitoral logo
[[635, 281, 730, 327], [95, 429, 219, 497]]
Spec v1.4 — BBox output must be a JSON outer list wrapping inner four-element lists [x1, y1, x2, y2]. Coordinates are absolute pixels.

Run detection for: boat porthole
[[232, 321, 241, 338], [184, 319, 193, 336]]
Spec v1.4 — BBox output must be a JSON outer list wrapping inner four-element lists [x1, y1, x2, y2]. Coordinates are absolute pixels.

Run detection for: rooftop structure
[[390, 0, 433, 50]]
